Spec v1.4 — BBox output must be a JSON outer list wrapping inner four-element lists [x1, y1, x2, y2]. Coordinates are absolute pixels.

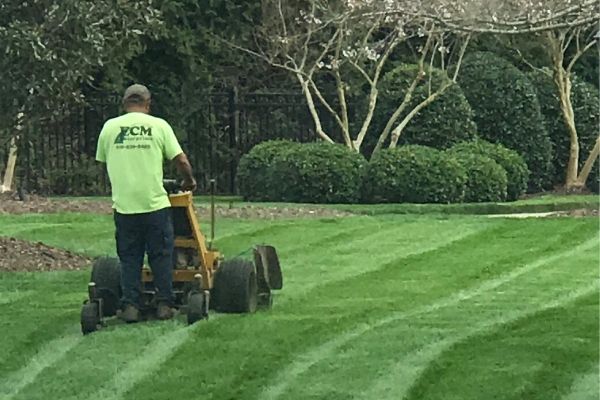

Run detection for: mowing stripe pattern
[[561, 365, 600, 400], [0, 214, 597, 400], [87, 323, 195, 400], [0, 326, 82, 400], [260, 238, 598, 400]]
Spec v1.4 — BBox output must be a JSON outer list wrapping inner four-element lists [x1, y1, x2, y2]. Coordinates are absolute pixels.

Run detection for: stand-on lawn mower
[[80, 180, 282, 334]]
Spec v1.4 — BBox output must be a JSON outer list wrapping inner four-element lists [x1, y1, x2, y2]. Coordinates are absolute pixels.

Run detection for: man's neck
[[125, 107, 148, 114]]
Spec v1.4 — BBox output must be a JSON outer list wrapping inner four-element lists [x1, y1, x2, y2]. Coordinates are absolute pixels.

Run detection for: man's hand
[[173, 152, 196, 192], [181, 177, 197, 192]]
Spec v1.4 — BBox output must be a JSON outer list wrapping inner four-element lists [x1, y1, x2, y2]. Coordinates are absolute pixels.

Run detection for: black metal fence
[[3, 89, 337, 195]]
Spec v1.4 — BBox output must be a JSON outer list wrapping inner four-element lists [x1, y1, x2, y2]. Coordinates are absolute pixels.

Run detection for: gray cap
[[123, 84, 151, 102]]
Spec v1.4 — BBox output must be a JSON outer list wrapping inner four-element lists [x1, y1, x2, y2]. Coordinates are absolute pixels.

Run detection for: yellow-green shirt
[[96, 112, 183, 214]]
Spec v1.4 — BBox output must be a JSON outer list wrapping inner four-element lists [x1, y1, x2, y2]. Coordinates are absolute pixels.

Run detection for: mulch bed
[[0, 193, 352, 219], [0, 193, 350, 272], [0, 237, 91, 272]]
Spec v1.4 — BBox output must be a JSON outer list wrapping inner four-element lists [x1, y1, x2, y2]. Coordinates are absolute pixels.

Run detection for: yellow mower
[[80, 180, 282, 334]]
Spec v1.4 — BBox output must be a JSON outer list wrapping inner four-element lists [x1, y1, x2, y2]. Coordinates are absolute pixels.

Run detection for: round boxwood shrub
[[236, 140, 299, 201], [458, 51, 553, 191], [449, 152, 508, 202], [449, 140, 529, 201], [270, 143, 367, 203], [371, 64, 478, 149], [362, 145, 467, 203], [527, 70, 599, 192]]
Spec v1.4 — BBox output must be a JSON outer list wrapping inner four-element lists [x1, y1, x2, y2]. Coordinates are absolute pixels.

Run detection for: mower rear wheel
[[81, 302, 99, 335], [187, 292, 205, 325], [90, 257, 121, 316], [213, 259, 258, 313]]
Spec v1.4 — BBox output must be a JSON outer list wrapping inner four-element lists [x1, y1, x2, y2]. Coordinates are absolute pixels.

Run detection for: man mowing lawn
[[96, 84, 196, 323]]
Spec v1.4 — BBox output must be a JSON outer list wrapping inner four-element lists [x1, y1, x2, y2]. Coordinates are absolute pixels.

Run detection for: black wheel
[[90, 257, 121, 316], [187, 292, 205, 325], [212, 259, 258, 313], [81, 302, 99, 335]]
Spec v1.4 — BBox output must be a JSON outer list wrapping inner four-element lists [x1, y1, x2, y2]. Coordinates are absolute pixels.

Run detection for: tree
[[528, 70, 599, 188], [218, 0, 472, 156], [0, 0, 163, 192], [420, 0, 599, 191]]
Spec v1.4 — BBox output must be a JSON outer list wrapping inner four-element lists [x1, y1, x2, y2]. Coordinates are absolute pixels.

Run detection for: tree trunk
[[372, 73, 424, 155], [575, 136, 600, 189], [1, 136, 18, 193], [547, 31, 581, 191], [556, 71, 580, 188], [297, 74, 334, 144], [353, 87, 378, 152], [388, 84, 451, 148]]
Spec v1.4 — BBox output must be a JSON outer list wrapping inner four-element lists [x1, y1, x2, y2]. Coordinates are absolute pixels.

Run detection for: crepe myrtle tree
[[531, 25, 599, 192], [413, 0, 599, 191], [219, 0, 472, 155], [0, 0, 163, 192], [531, 26, 599, 191]]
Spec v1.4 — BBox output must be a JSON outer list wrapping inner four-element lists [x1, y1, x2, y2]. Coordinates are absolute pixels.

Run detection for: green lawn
[[64, 193, 600, 215], [0, 212, 598, 400]]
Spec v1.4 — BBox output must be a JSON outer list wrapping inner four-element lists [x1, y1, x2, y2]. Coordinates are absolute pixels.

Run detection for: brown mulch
[[0, 237, 91, 272], [0, 193, 352, 219]]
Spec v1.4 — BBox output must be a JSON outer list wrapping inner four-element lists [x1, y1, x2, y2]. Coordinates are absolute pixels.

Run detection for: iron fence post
[[228, 86, 240, 194]]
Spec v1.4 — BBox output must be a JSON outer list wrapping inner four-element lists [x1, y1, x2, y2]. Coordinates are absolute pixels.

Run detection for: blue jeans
[[114, 207, 174, 307]]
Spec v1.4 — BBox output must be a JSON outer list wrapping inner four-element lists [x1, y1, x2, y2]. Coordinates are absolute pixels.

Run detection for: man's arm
[[162, 120, 196, 191], [95, 125, 107, 163], [173, 152, 197, 191]]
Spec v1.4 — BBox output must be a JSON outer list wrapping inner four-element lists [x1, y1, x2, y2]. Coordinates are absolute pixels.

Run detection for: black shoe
[[119, 304, 140, 323], [157, 302, 176, 320]]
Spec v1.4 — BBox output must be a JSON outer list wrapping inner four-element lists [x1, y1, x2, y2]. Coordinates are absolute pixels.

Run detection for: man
[[96, 84, 196, 322]]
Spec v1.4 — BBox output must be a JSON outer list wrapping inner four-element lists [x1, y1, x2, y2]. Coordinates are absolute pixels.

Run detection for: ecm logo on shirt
[[114, 126, 153, 146]]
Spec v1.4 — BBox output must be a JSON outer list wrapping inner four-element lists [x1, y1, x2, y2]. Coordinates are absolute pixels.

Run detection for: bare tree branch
[[373, 34, 435, 154], [297, 74, 335, 144], [308, 80, 348, 138], [389, 81, 452, 148], [334, 24, 350, 143], [567, 37, 598, 72], [451, 33, 471, 82], [307, 27, 342, 78], [354, 32, 403, 149]]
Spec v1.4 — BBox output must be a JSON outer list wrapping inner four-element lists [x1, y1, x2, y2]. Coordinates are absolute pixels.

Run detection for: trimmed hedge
[[236, 140, 299, 201], [458, 52, 553, 191], [362, 145, 467, 203], [270, 143, 367, 203], [527, 70, 599, 192], [373, 64, 478, 149], [451, 153, 508, 202], [449, 140, 529, 201]]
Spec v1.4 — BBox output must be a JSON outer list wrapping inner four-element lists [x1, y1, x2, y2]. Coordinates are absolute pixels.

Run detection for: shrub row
[[237, 140, 367, 203], [237, 140, 529, 204]]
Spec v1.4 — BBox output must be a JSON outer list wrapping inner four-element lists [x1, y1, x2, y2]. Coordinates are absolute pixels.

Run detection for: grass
[[195, 193, 599, 215], [0, 212, 598, 400], [61, 193, 600, 215]]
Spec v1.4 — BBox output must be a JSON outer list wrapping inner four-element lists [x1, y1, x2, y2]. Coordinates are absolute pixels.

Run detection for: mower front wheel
[[187, 292, 206, 325], [81, 302, 100, 335]]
